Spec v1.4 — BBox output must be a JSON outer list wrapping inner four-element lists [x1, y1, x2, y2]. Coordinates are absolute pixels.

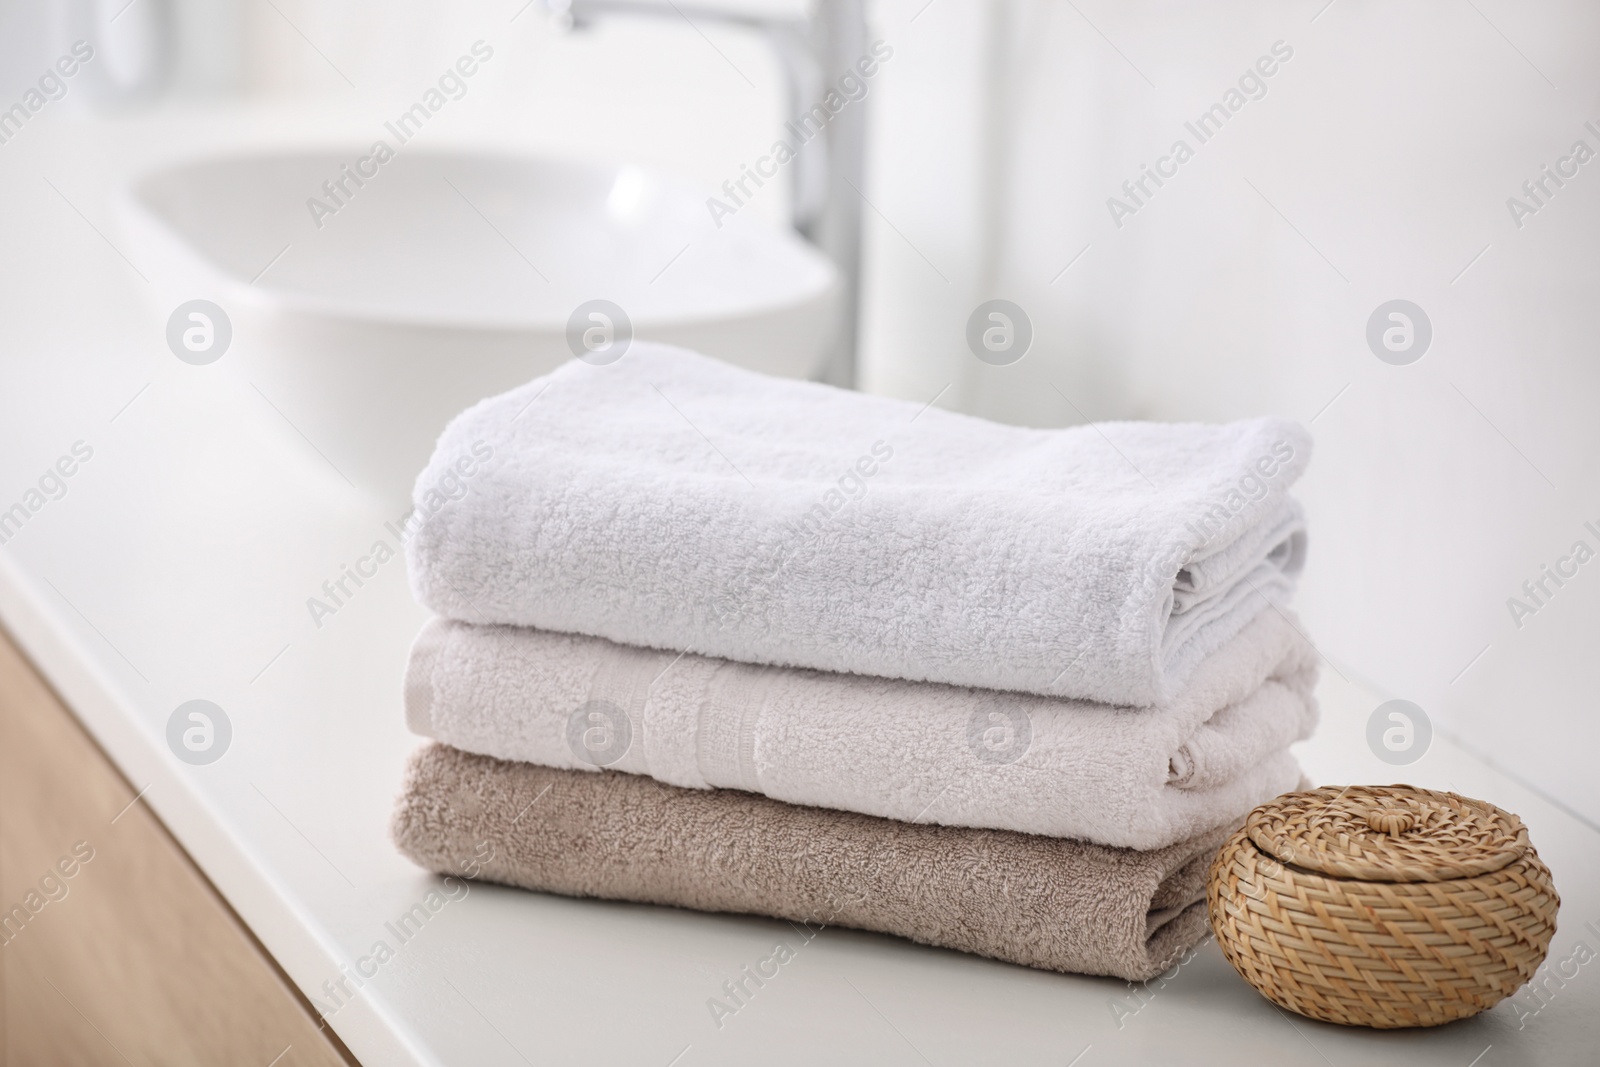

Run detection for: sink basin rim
[[120, 148, 839, 334]]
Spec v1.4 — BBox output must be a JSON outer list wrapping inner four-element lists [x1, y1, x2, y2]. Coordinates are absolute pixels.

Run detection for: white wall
[[861, 0, 1600, 826], [236, 0, 795, 231]]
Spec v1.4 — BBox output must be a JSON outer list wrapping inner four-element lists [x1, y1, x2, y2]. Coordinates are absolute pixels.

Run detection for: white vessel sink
[[120, 151, 839, 502]]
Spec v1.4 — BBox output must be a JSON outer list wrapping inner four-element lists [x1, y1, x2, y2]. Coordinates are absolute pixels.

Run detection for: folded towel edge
[[405, 617, 448, 736]]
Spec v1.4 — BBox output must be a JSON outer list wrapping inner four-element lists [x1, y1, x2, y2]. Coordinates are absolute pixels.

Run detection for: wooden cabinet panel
[[0, 628, 358, 1066]]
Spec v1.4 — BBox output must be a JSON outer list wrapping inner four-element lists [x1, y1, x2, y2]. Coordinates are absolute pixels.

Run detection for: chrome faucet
[[540, 0, 867, 387]]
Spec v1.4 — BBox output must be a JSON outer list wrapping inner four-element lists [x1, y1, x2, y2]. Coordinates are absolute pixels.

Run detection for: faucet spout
[[537, 0, 866, 387]]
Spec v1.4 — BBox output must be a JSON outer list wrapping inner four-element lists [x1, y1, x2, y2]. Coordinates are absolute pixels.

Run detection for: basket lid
[[1245, 784, 1530, 883]]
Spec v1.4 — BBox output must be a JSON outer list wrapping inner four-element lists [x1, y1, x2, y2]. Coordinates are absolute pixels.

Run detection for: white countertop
[[2, 109, 1597, 1066]]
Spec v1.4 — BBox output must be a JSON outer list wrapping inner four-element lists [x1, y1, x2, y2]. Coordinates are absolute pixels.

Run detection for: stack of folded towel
[[391, 344, 1318, 982]]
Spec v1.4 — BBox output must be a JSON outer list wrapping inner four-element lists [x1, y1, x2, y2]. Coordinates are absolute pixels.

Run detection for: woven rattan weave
[[1208, 785, 1559, 1028]]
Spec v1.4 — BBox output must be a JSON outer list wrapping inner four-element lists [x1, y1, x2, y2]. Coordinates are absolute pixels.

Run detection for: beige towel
[[391, 743, 1231, 981]]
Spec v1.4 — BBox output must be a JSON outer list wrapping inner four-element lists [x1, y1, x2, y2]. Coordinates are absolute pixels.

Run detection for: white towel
[[407, 343, 1310, 707], [403, 607, 1317, 851]]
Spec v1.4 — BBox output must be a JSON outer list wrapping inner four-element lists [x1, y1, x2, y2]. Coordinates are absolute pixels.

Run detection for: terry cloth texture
[[405, 607, 1318, 850], [391, 742, 1233, 982], [406, 343, 1311, 708]]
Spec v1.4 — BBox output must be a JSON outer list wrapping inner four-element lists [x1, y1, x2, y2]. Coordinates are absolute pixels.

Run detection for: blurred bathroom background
[[6, 0, 1597, 826]]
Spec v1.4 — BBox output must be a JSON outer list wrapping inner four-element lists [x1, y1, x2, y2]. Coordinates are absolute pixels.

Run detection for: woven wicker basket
[[1208, 784, 1559, 1028]]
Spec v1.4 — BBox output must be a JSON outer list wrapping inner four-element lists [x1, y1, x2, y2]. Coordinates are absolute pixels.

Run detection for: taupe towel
[[392, 743, 1230, 981]]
